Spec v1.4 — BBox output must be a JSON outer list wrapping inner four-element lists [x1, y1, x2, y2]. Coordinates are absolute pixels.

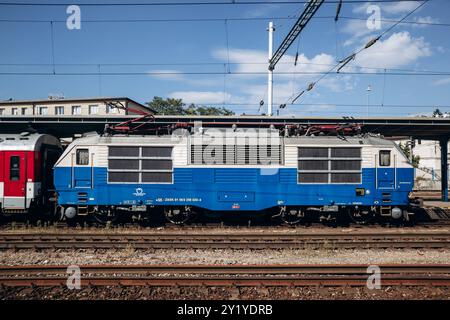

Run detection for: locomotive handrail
[[375, 154, 378, 189], [394, 154, 397, 190]]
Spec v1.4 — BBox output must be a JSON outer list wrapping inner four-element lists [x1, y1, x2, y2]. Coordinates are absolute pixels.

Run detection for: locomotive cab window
[[9, 156, 20, 181], [379, 150, 391, 167], [76, 149, 89, 165]]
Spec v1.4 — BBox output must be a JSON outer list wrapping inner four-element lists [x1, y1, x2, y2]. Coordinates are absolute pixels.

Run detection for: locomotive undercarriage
[[56, 204, 415, 226], [274, 205, 412, 225]]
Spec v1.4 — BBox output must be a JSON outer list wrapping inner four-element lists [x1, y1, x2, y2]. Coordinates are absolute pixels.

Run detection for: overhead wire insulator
[[294, 52, 299, 66], [364, 36, 381, 49], [337, 53, 355, 73], [307, 82, 315, 91], [280, 104, 286, 109], [292, 90, 305, 104], [334, 0, 343, 22]]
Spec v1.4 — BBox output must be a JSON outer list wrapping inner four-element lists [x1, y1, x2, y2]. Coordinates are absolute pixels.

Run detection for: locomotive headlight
[[64, 207, 77, 219], [391, 207, 402, 219]]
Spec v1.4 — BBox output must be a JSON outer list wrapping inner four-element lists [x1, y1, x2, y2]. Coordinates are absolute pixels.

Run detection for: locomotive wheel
[[347, 207, 375, 225], [280, 207, 304, 225], [93, 206, 118, 224], [164, 206, 193, 225]]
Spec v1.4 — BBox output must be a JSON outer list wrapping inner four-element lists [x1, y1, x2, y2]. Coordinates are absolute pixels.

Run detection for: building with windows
[[0, 97, 153, 116], [411, 140, 450, 190], [394, 138, 450, 190]]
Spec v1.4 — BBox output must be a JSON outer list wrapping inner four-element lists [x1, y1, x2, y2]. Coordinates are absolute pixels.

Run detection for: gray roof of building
[[0, 97, 155, 113]]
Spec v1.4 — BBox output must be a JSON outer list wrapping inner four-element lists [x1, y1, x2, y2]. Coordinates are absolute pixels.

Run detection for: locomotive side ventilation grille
[[190, 144, 282, 165], [107, 146, 173, 183], [297, 147, 361, 184]]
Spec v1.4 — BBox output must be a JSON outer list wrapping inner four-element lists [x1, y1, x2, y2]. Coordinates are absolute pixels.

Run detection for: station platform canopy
[[1, 115, 450, 140]]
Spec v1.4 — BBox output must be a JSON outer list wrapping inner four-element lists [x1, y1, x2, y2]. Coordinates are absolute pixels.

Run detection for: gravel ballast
[[0, 248, 448, 265]]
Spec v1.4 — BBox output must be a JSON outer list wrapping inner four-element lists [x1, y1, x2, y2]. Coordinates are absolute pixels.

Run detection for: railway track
[[1, 231, 450, 249], [0, 264, 449, 287]]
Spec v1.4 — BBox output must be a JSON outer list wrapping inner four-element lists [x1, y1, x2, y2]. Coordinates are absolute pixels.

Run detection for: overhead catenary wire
[[381, 68, 387, 107], [0, 15, 448, 27], [223, 64, 228, 105], [334, 0, 343, 61], [159, 102, 450, 108], [49, 21, 55, 75], [0, 1, 425, 7], [1, 71, 449, 76], [0, 0, 440, 118], [224, 19, 231, 74], [98, 64, 102, 96], [1, 62, 447, 75], [351, 0, 430, 57], [284, 0, 431, 106]]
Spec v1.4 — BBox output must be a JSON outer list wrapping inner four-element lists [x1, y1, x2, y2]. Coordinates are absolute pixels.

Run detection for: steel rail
[[1, 263, 450, 274], [0, 264, 449, 287], [0, 232, 449, 249], [2, 277, 450, 287]]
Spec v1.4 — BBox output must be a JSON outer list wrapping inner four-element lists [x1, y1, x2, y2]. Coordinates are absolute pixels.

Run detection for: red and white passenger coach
[[0, 133, 62, 214]]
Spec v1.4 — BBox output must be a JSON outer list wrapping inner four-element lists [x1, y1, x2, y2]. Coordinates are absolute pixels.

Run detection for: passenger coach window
[[10, 156, 20, 181], [76, 149, 89, 165], [379, 150, 391, 166]]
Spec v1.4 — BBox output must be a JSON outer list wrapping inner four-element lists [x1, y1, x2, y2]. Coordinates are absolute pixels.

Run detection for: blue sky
[[0, 0, 449, 117]]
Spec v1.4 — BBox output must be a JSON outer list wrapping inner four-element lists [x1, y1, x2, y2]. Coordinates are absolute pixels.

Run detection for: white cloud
[[413, 16, 440, 27], [382, 2, 421, 15], [212, 48, 335, 79], [168, 91, 232, 104], [353, 1, 420, 15], [207, 48, 362, 111], [437, 46, 446, 54], [243, 4, 279, 18], [303, 104, 336, 112], [211, 48, 350, 107], [353, 32, 431, 69], [199, 31, 431, 114], [149, 70, 185, 81], [341, 18, 378, 47], [345, 2, 432, 47]]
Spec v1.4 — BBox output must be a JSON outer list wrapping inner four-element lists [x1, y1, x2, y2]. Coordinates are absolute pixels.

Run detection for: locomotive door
[[72, 148, 92, 188], [376, 150, 395, 190], [3, 151, 26, 208]]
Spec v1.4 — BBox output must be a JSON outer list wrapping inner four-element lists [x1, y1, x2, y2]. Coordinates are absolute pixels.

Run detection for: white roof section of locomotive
[[0, 133, 61, 151], [284, 135, 395, 147], [72, 134, 179, 146], [68, 133, 393, 147], [55, 133, 411, 169], [55, 133, 185, 167]]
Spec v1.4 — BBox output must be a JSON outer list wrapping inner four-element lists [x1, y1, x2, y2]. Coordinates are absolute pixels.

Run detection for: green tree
[[147, 96, 185, 115], [146, 97, 234, 116], [433, 108, 443, 117], [194, 106, 235, 116], [398, 142, 420, 167]]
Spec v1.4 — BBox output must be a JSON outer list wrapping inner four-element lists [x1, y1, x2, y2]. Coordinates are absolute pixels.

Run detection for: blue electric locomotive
[[53, 129, 414, 224]]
